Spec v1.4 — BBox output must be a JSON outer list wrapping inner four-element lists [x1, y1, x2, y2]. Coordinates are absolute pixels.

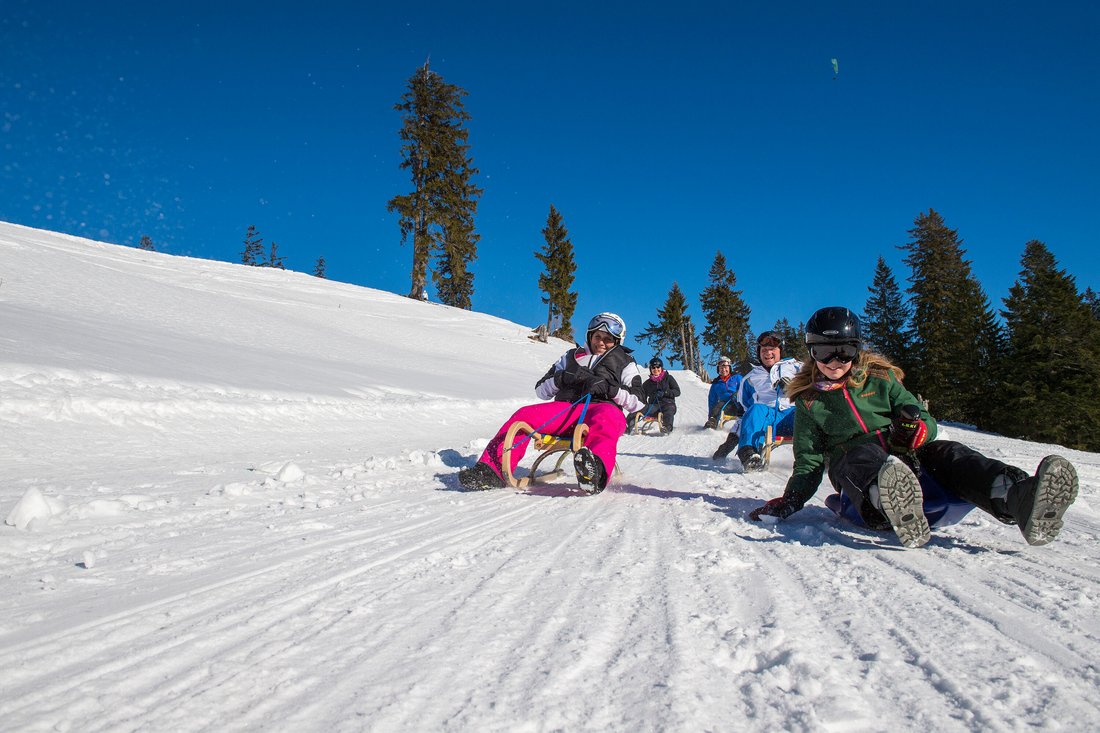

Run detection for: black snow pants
[[828, 439, 1020, 526]]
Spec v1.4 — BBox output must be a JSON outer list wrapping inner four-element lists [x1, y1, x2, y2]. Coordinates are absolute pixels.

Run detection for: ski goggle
[[758, 337, 782, 349], [809, 343, 860, 364], [587, 314, 625, 339]]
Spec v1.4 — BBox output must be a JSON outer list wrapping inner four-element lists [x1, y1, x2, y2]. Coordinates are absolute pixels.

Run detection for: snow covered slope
[[2, 221, 1098, 731]]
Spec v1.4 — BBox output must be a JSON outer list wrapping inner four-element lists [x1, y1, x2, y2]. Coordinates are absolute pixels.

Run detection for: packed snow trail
[[2, 223, 1099, 731]]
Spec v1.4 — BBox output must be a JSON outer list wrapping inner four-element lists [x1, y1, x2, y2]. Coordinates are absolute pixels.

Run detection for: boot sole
[[877, 457, 931, 549], [573, 450, 605, 495], [1022, 456, 1078, 546]]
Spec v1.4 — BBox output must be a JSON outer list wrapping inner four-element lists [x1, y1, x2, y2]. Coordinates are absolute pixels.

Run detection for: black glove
[[560, 365, 595, 388], [890, 404, 928, 451], [587, 376, 617, 399], [773, 376, 793, 390], [655, 389, 665, 399], [748, 496, 799, 521]]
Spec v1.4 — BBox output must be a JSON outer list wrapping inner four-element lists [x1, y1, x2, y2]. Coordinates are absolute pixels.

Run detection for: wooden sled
[[501, 421, 590, 489], [632, 412, 664, 435], [761, 424, 792, 469]]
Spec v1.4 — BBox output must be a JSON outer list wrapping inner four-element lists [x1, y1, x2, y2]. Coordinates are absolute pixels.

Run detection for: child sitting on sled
[[747, 306, 1080, 549], [458, 312, 647, 494]]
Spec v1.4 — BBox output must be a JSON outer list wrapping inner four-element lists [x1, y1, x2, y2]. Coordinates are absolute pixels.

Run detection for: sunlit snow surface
[[2, 221, 1098, 731]]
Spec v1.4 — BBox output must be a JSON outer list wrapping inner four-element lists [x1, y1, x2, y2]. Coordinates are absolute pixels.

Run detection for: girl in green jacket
[[748, 306, 1079, 549]]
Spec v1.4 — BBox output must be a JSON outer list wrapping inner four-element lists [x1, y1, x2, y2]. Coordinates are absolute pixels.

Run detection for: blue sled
[[824, 470, 976, 529]]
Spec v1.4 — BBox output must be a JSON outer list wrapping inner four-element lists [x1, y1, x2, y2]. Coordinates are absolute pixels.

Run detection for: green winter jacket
[[782, 371, 936, 510]]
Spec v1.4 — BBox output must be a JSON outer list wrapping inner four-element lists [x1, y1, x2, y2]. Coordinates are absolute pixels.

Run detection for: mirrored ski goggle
[[809, 343, 860, 364], [587, 314, 625, 338], [758, 337, 782, 349]]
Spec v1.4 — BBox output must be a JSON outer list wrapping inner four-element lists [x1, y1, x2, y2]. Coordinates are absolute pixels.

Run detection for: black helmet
[[805, 307, 862, 364], [648, 357, 663, 370], [805, 307, 861, 346], [756, 331, 784, 361]]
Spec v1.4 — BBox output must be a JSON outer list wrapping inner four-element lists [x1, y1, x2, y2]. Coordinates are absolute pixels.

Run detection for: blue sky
[[3, 1, 1098, 362]]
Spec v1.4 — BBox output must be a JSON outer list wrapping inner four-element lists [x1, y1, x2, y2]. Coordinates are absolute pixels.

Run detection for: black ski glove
[[560, 365, 595, 388], [587, 376, 617, 399], [890, 404, 928, 451]]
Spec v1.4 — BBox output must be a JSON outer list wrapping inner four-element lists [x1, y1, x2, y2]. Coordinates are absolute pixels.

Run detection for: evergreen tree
[[640, 283, 695, 369], [241, 225, 264, 266], [534, 205, 578, 341], [313, 256, 327, 278], [387, 62, 482, 305], [266, 241, 286, 270], [862, 256, 912, 366], [996, 240, 1100, 450], [900, 209, 1002, 425], [772, 318, 808, 363], [699, 251, 752, 365], [1084, 287, 1100, 320], [434, 215, 477, 308], [138, 235, 155, 252]]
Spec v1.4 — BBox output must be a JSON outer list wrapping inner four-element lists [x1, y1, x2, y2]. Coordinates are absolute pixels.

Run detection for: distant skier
[[747, 306, 1080, 548], [628, 357, 681, 435], [733, 332, 803, 471], [458, 312, 646, 494], [704, 355, 741, 429]]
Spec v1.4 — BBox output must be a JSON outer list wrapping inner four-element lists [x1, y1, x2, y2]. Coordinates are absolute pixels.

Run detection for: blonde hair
[[786, 350, 905, 401]]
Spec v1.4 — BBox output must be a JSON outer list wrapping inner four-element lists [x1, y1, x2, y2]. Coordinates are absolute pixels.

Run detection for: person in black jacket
[[628, 357, 681, 434]]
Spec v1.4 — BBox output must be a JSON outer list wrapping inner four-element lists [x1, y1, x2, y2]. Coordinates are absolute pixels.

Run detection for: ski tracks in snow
[[2, 422, 1099, 731]]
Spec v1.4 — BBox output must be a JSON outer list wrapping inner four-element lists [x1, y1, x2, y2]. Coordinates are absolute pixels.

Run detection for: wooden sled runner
[[501, 421, 590, 489], [632, 412, 664, 435], [761, 424, 791, 469]]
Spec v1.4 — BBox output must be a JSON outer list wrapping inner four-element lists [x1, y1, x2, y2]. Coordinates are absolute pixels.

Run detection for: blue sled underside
[[824, 469, 976, 529]]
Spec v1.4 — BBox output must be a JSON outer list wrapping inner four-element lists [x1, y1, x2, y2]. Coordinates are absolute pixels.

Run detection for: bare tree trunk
[[409, 210, 428, 300]]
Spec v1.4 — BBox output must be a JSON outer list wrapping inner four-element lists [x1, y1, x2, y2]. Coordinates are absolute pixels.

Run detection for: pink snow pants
[[480, 401, 626, 479]]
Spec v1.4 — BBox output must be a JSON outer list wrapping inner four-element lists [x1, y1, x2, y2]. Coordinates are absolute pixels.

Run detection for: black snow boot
[[1003, 455, 1079, 546], [573, 447, 607, 494], [738, 445, 764, 473], [712, 432, 740, 461], [876, 456, 930, 549], [457, 462, 505, 491]]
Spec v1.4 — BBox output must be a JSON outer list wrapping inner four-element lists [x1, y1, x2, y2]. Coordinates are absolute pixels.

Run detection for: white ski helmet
[[586, 312, 627, 345]]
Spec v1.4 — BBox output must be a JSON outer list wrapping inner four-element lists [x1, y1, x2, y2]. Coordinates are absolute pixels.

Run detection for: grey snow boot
[[876, 456, 931, 549], [1006, 455, 1079, 546]]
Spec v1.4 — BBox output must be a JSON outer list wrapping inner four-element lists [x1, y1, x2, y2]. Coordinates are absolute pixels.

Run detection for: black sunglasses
[[809, 343, 860, 364]]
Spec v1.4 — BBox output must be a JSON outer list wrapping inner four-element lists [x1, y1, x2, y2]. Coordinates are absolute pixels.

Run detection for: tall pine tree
[[387, 62, 482, 306], [641, 283, 695, 369], [901, 209, 1002, 424], [996, 240, 1100, 450], [534, 205, 578, 341], [699, 251, 752, 365], [862, 256, 912, 366]]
